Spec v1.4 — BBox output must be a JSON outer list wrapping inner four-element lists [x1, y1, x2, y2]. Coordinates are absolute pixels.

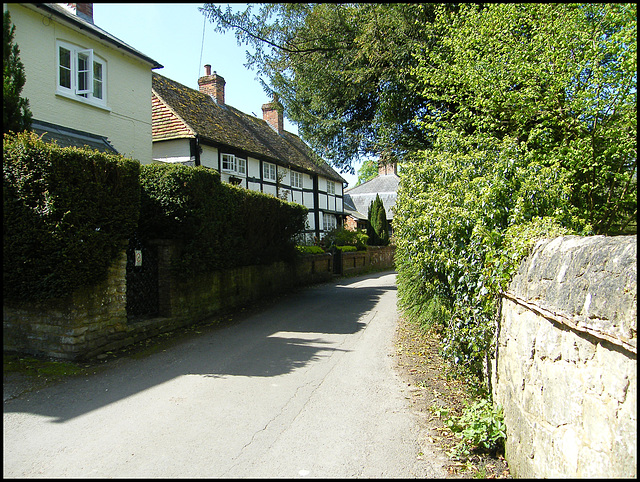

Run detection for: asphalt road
[[3, 271, 449, 478]]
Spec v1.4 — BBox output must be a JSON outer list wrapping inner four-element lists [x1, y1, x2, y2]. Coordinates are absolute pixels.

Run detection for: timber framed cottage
[[151, 66, 347, 243], [4, 3, 163, 161]]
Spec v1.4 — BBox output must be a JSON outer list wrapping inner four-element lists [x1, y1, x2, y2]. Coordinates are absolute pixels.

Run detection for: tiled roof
[[151, 73, 346, 184], [344, 174, 400, 221]]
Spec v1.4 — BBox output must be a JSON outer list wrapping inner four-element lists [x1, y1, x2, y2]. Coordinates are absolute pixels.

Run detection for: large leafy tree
[[413, 3, 637, 235], [395, 3, 637, 387], [200, 3, 455, 173], [3, 11, 32, 134], [355, 160, 378, 186]]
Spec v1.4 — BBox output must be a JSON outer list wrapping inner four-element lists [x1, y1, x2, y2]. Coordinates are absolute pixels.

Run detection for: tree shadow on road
[[4, 271, 398, 423]]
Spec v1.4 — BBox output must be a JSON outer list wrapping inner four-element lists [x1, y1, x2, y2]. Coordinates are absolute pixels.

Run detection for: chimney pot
[[262, 95, 284, 135], [198, 67, 225, 105]]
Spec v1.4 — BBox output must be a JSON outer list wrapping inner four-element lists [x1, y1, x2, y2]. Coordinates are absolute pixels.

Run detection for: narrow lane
[[3, 271, 448, 478]]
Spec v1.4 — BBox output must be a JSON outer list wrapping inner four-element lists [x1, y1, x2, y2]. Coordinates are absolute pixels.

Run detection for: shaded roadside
[[393, 315, 512, 479]]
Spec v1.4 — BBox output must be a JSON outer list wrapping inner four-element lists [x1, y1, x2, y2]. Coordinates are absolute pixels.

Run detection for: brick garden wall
[[492, 235, 636, 478]]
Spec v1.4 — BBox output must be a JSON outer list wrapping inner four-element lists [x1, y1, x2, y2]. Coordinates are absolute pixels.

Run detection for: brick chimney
[[66, 3, 94, 23], [198, 64, 225, 105], [262, 93, 284, 135], [378, 160, 397, 176]]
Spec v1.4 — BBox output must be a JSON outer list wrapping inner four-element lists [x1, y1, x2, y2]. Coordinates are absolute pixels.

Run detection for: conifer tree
[[367, 194, 389, 246], [3, 11, 32, 134], [367, 198, 378, 245]]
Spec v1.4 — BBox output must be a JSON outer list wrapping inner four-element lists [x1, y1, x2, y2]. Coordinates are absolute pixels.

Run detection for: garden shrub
[[335, 245, 357, 253], [3, 131, 140, 302], [139, 163, 308, 276], [321, 227, 368, 250], [296, 245, 325, 255]]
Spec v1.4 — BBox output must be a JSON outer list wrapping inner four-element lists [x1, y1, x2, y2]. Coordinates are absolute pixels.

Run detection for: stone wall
[[4, 243, 394, 360], [492, 235, 636, 478], [3, 247, 129, 360], [341, 246, 395, 276]]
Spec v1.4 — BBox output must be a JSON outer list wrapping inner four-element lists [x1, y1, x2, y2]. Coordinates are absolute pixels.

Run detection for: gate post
[[331, 246, 342, 275]]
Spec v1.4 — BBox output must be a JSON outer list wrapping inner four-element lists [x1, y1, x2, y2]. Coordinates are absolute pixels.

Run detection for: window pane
[[93, 62, 103, 99], [76, 53, 90, 97], [237, 158, 246, 175], [59, 47, 71, 88], [77, 53, 89, 93]]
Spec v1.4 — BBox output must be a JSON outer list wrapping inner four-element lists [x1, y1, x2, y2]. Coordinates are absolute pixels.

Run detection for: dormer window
[[56, 40, 106, 107]]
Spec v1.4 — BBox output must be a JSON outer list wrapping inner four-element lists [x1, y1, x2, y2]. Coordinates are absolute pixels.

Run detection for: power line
[[198, 14, 206, 78]]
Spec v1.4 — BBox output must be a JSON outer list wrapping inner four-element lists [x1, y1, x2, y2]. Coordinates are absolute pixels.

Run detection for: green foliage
[[395, 3, 636, 391], [3, 131, 140, 302], [367, 194, 389, 246], [296, 245, 325, 255], [335, 245, 357, 253], [444, 399, 506, 457], [322, 226, 368, 250], [200, 3, 447, 170], [139, 163, 308, 276], [355, 160, 378, 186], [414, 3, 637, 235], [3, 11, 32, 134]]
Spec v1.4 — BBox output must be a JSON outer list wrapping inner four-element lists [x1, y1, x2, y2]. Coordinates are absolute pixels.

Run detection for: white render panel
[[306, 212, 316, 230], [303, 173, 313, 190], [319, 193, 328, 210], [248, 157, 260, 178], [328, 196, 336, 212], [292, 190, 303, 205], [152, 139, 191, 161], [248, 181, 261, 192], [336, 197, 343, 212], [303, 192, 315, 208], [200, 145, 219, 169], [278, 166, 290, 186], [263, 184, 277, 197]]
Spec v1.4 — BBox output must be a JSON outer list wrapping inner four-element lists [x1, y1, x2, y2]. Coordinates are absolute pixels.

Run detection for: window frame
[[291, 170, 303, 189], [221, 153, 247, 176], [323, 213, 337, 232], [263, 161, 277, 182], [56, 40, 107, 108], [326, 180, 335, 195]]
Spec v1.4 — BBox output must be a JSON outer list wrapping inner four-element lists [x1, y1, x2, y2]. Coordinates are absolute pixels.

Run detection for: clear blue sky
[[93, 3, 361, 187]]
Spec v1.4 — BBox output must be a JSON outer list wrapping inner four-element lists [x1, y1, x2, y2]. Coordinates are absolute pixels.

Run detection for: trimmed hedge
[[3, 131, 140, 302], [139, 163, 308, 276]]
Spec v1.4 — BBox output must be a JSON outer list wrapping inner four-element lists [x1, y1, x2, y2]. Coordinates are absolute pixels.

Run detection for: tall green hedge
[[3, 131, 140, 302], [138, 163, 308, 276]]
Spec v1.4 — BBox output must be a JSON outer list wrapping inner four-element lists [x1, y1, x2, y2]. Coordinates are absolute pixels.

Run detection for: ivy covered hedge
[[3, 131, 140, 302], [138, 163, 308, 276]]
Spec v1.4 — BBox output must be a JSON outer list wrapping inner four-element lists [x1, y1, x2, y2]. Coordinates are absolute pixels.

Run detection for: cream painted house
[[4, 3, 162, 162], [152, 67, 347, 243]]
